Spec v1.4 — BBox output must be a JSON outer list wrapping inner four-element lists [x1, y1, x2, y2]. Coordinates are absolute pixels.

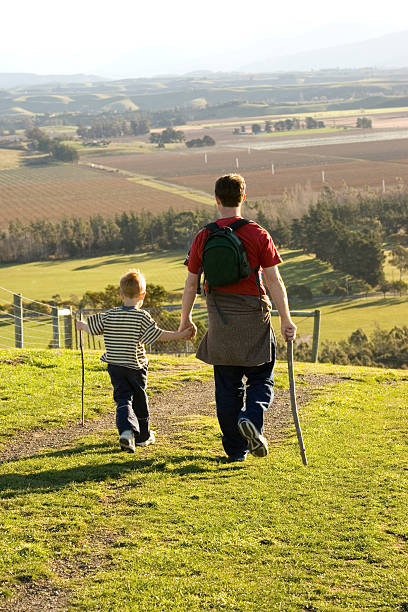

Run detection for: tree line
[[1, 186, 407, 292], [25, 128, 78, 162], [0, 208, 215, 263], [275, 326, 408, 369], [257, 186, 408, 288]]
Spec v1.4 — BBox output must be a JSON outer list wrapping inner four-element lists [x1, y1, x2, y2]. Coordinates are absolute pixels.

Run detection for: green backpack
[[197, 219, 259, 294]]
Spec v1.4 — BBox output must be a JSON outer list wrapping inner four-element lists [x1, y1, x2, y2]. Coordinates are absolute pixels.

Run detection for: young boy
[[76, 269, 194, 453]]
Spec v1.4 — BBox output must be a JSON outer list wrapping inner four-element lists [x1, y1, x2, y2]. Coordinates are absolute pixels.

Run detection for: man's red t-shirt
[[187, 216, 282, 296]]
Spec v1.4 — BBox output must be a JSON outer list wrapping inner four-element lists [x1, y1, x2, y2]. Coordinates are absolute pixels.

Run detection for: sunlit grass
[[0, 352, 407, 609]]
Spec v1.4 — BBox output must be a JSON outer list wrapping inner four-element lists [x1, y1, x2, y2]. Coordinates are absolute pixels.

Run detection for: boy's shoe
[[135, 431, 156, 447], [238, 418, 268, 457], [119, 430, 135, 453], [227, 454, 247, 463]]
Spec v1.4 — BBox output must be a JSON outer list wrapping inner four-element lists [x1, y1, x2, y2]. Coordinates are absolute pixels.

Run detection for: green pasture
[[68, 139, 156, 157], [0, 350, 407, 610], [0, 249, 407, 344], [0, 148, 22, 170], [0, 248, 356, 302]]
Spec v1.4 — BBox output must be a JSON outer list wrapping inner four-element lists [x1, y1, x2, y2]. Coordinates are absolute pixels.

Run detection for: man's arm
[[263, 266, 297, 341], [178, 271, 198, 334]]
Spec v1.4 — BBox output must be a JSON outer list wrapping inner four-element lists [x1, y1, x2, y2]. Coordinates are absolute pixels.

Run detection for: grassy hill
[[0, 349, 407, 610]]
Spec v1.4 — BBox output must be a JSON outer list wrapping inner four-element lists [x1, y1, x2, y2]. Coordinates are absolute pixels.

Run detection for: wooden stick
[[287, 340, 307, 465], [79, 312, 85, 427]]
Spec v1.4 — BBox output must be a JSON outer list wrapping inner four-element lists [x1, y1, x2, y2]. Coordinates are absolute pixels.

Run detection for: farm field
[[86, 134, 408, 201], [0, 149, 22, 170], [0, 350, 407, 610], [0, 164, 208, 228]]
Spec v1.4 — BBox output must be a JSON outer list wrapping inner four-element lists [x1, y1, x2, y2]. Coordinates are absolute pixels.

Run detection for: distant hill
[[0, 73, 106, 89], [245, 30, 408, 72]]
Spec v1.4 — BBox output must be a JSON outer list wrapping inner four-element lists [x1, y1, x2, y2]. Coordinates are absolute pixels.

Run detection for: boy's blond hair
[[120, 269, 146, 298]]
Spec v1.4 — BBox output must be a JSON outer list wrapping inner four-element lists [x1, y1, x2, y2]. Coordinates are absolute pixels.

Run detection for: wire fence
[[0, 286, 321, 360]]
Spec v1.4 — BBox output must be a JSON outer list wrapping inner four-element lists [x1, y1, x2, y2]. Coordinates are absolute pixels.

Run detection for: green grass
[[0, 350, 212, 443], [0, 249, 406, 345], [0, 349, 407, 610], [0, 251, 191, 300], [0, 248, 366, 301], [0, 148, 22, 169], [69, 139, 155, 156]]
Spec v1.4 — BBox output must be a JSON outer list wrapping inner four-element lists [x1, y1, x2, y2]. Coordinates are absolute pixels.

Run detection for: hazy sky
[[2, 0, 408, 76]]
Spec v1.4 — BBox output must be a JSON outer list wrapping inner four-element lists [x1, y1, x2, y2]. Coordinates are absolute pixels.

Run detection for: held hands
[[76, 320, 88, 332], [178, 320, 197, 340]]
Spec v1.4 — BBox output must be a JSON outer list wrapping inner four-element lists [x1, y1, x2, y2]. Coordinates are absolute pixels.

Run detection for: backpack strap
[[228, 218, 251, 231], [229, 219, 263, 302], [206, 221, 220, 234]]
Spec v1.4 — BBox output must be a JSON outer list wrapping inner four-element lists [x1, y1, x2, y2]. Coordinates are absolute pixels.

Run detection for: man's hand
[[178, 324, 196, 340], [281, 319, 297, 342]]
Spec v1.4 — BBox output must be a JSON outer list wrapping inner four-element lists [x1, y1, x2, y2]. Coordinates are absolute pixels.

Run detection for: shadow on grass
[[328, 297, 405, 313], [73, 251, 183, 271], [0, 444, 243, 497]]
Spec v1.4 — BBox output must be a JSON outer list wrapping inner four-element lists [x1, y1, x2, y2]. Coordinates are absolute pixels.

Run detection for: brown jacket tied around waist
[[196, 292, 275, 367]]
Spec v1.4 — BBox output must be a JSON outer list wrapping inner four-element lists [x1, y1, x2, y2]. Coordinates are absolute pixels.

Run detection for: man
[[179, 174, 296, 462]]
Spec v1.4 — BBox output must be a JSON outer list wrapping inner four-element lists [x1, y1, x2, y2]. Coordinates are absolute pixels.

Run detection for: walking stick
[[79, 312, 85, 427], [287, 340, 307, 465]]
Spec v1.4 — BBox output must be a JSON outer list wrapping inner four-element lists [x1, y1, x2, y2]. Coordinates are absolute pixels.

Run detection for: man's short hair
[[215, 174, 246, 207], [120, 269, 146, 298]]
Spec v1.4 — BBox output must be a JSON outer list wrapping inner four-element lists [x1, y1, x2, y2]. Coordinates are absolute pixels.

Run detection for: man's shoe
[[135, 431, 156, 447], [119, 430, 135, 453], [238, 418, 268, 457]]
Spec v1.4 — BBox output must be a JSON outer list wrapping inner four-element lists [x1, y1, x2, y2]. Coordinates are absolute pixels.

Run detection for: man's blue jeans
[[213, 360, 275, 458]]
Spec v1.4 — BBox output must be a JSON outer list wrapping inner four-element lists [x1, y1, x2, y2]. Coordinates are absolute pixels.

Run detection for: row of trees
[[186, 135, 215, 148], [77, 119, 150, 140], [149, 127, 186, 145], [275, 326, 408, 368], [234, 117, 325, 135], [0, 208, 215, 263], [25, 128, 78, 162], [258, 187, 408, 288]]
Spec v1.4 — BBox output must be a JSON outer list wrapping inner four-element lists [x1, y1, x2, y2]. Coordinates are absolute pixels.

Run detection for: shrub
[[287, 284, 313, 300]]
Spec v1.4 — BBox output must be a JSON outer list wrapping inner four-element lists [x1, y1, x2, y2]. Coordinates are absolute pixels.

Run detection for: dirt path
[[0, 374, 334, 464]]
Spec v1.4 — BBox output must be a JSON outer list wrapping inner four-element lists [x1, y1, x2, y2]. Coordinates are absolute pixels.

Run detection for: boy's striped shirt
[[87, 306, 163, 369]]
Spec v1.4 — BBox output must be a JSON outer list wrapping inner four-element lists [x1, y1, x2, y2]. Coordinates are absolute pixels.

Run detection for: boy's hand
[[76, 320, 89, 332], [179, 325, 195, 340]]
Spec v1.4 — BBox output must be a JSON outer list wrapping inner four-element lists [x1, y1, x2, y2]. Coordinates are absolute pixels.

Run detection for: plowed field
[[0, 165, 202, 228], [93, 137, 408, 200]]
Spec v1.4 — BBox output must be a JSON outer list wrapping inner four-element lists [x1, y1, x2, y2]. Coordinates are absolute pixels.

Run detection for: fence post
[[13, 293, 23, 348], [52, 305, 60, 348], [311, 309, 321, 363], [64, 307, 73, 349]]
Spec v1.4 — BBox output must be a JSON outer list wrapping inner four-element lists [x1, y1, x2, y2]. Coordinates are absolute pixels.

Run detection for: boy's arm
[[158, 327, 194, 341], [76, 320, 90, 333], [263, 266, 297, 341]]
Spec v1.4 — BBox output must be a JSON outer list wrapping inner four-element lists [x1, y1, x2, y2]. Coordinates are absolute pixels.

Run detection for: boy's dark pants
[[107, 364, 150, 441], [213, 360, 275, 458]]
